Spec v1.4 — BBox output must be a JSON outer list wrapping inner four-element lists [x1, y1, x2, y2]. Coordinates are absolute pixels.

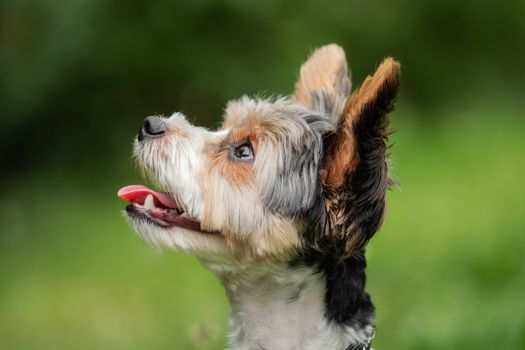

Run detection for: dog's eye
[[232, 143, 254, 161]]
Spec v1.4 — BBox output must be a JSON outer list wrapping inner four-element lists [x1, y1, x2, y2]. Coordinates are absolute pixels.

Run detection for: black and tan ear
[[293, 44, 351, 116], [320, 57, 401, 256]]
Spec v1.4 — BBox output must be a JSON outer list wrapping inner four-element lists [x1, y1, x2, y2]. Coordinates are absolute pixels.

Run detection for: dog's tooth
[[144, 194, 156, 210]]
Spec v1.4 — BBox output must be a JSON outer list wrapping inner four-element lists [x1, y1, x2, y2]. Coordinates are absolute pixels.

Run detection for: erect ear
[[293, 44, 351, 116], [320, 57, 401, 256], [324, 57, 400, 189]]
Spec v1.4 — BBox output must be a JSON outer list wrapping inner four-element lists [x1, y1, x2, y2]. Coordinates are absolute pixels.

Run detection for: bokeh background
[[1, 0, 524, 349]]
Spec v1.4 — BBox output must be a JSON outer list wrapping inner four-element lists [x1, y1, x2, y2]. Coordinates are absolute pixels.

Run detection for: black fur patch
[[345, 72, 399, 247], [293, 247, 375, 327]]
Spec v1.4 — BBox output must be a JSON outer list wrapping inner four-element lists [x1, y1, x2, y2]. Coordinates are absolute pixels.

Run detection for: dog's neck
[[201, 253, 375, 350]]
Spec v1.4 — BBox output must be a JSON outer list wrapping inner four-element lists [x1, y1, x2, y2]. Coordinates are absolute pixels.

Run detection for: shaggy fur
[[119, 44, 400, 350]]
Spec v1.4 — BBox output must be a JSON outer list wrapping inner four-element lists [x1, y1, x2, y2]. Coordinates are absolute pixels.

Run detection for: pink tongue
[[117, 185, 179, 209]]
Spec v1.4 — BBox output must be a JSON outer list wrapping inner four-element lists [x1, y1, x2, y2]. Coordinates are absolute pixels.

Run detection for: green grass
[[370, 112, 525, 349], [1, 113, 524, 349]]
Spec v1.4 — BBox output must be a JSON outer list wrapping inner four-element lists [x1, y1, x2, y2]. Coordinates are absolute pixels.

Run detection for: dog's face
[[122, 99, 333, 260], [119, 45, 400, 263]]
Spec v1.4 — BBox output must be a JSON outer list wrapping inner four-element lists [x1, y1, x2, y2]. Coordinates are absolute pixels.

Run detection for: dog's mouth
[[118, 185, 210, 233]]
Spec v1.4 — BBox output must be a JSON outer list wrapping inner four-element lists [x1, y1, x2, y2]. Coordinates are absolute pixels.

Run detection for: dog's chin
[[124, 205, 227, 256]]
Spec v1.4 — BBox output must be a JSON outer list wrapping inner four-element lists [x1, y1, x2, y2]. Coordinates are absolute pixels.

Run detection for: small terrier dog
[[119, 44, 400, 350]]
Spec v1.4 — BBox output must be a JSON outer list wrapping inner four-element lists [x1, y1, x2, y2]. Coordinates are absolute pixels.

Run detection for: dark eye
[[232, 143, 254, 161]]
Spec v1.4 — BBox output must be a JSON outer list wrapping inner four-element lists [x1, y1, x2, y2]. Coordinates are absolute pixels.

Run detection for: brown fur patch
[[323, 57, 401, 189], [228, 123, 259, 150], [202, 140, 255, 187]]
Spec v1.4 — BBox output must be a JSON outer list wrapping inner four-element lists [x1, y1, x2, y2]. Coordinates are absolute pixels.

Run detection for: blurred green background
[[1, 0, 524, 349]]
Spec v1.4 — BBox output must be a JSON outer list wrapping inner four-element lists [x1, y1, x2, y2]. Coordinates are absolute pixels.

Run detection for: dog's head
[[119, 44, 400, 264]]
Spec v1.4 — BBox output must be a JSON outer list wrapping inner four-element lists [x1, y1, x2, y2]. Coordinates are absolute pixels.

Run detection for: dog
[[118, 44, 400, 350]]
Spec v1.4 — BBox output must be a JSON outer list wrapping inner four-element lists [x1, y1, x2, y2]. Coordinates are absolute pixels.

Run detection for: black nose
[[138, 116, 166, 141]]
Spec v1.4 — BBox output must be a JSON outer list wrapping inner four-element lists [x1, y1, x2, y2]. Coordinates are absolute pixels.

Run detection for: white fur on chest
[[202, 261, 371, 350]]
